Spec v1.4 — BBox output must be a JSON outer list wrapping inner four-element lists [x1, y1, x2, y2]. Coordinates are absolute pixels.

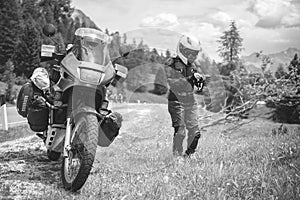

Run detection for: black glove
[[191, 73, 205, 92], [32, 95, 47, 108]]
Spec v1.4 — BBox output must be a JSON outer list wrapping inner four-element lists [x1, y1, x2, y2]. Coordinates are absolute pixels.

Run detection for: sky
[[71, 0, 300, 61]]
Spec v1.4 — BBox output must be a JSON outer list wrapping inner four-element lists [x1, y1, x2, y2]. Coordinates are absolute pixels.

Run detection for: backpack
[[16, 82, 34, 117]]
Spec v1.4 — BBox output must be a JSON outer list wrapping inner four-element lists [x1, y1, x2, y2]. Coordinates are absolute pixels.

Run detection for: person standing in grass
[[164, 35, 210, 157]]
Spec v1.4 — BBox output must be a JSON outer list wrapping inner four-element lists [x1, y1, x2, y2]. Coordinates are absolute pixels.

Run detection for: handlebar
[[34, 96, 67, 110]]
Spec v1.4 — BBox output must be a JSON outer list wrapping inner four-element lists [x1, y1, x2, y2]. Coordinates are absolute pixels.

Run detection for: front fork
[[63, 107, 106, 158], [63, 117, 72, 157], [62, 88, 110, 158]]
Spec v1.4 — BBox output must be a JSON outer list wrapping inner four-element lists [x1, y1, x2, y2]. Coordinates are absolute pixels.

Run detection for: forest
[[1, 0, 300, 124]]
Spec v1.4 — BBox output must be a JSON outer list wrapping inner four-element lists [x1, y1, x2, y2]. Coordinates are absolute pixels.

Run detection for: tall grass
[[15, 121, 298, 200]]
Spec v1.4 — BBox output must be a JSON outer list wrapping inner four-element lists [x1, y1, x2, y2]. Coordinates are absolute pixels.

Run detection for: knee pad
[[173, 126, 185, 155]]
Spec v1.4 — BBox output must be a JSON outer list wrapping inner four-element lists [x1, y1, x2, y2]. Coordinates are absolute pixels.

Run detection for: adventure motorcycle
[[17, 24, 128, 191]]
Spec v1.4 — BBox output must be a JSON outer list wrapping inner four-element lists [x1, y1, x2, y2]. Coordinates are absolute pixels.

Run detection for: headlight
[[80, 68, 102, 84]]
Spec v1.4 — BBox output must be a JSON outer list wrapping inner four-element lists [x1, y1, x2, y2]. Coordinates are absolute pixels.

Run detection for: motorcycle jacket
[[164, 56, 202, 102]]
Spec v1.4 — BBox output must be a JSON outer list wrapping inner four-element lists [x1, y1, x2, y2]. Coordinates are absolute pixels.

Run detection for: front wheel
[[61, 114, 98, 191]]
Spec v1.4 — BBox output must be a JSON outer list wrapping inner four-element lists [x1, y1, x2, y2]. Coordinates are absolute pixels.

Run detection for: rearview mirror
[[42, 24, 56, 37], [115, 64, 128, 79]]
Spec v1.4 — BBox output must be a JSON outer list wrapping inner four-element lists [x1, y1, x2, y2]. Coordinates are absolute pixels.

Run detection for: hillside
[[241, 47, 300, 73], [71, 9, 100, 30]]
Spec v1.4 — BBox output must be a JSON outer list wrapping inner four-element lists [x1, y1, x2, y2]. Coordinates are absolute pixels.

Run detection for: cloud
[[178, 12, 232, 28], [248, 0, 300, 28], [140, 13, 179, 28], [125, 28, 181, 51], [209, 11, 233, 27], [179, 10, 254, 31]]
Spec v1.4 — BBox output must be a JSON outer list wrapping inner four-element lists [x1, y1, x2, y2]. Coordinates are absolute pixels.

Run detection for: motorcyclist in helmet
[[164, 34, 210, 157]]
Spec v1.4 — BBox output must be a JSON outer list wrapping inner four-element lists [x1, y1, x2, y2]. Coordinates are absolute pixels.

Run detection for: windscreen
[[72, 28, 111, 67]]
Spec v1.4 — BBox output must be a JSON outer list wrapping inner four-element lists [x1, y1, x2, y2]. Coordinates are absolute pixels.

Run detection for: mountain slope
[[71, 9, 100, 30], [241, 47, 300, 73]]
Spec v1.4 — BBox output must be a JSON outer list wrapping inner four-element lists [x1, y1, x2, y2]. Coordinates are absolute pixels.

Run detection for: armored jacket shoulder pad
[[165, 57, 175, 66]]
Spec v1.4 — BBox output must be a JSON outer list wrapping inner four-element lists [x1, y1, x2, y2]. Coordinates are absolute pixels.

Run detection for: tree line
[[0, 0, 79, 101], [0, 0, 176, 101], [1, 0, 299, 124]]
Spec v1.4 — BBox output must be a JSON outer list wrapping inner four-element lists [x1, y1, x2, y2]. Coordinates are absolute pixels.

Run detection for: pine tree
[[165, 49, 171, 58], [12, 0, 42, 77], [39, 0, 55, 24], [74, 17, 81, 31], [152, 48, 158, 55], [109, 32, 122, 58], [53, 0, 73, 23], [0, 0, 22, 66], [217, 21, 243, 63], [38, 0, 74, 45], [14, 15, 41, 77], [288, 54, 299, 75], [66, 20, 76, 44], [132, 38, 137, 47], [38, 0, 73, 25], [2, 60, 16, 102], [275, 64, 288, 79], [21, 0, 39, 19], [137, 39, 144, 49], [105, 28, 110, 35], [123, 33, 127, 44]]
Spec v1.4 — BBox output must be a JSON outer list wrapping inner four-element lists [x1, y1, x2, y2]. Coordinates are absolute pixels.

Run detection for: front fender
[[71, 106, 102, 122]]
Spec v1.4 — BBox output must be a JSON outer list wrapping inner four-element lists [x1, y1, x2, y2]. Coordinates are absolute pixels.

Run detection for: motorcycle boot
[[184, 126, 201, 157], [172, 126, 185, 156]]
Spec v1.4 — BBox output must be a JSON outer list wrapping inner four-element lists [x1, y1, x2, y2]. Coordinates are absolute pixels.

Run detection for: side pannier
[[16, 81, 49, 132], [97, 112, 123, 147]]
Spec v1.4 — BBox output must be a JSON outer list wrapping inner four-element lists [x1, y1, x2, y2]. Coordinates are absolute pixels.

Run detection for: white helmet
[[176, 35, 201, 65], [30, 67, 50, 91]]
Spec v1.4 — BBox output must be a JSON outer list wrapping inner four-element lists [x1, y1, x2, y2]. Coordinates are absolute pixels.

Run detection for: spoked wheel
[[61, 114, 98, 192]]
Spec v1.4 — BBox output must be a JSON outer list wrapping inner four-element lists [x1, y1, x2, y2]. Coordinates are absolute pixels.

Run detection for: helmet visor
[[179, 43, 199, 60]]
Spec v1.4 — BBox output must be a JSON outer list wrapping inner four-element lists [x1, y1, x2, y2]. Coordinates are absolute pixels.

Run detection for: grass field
[[0, 104, 299, 199], [0, 125, 34, 143]]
